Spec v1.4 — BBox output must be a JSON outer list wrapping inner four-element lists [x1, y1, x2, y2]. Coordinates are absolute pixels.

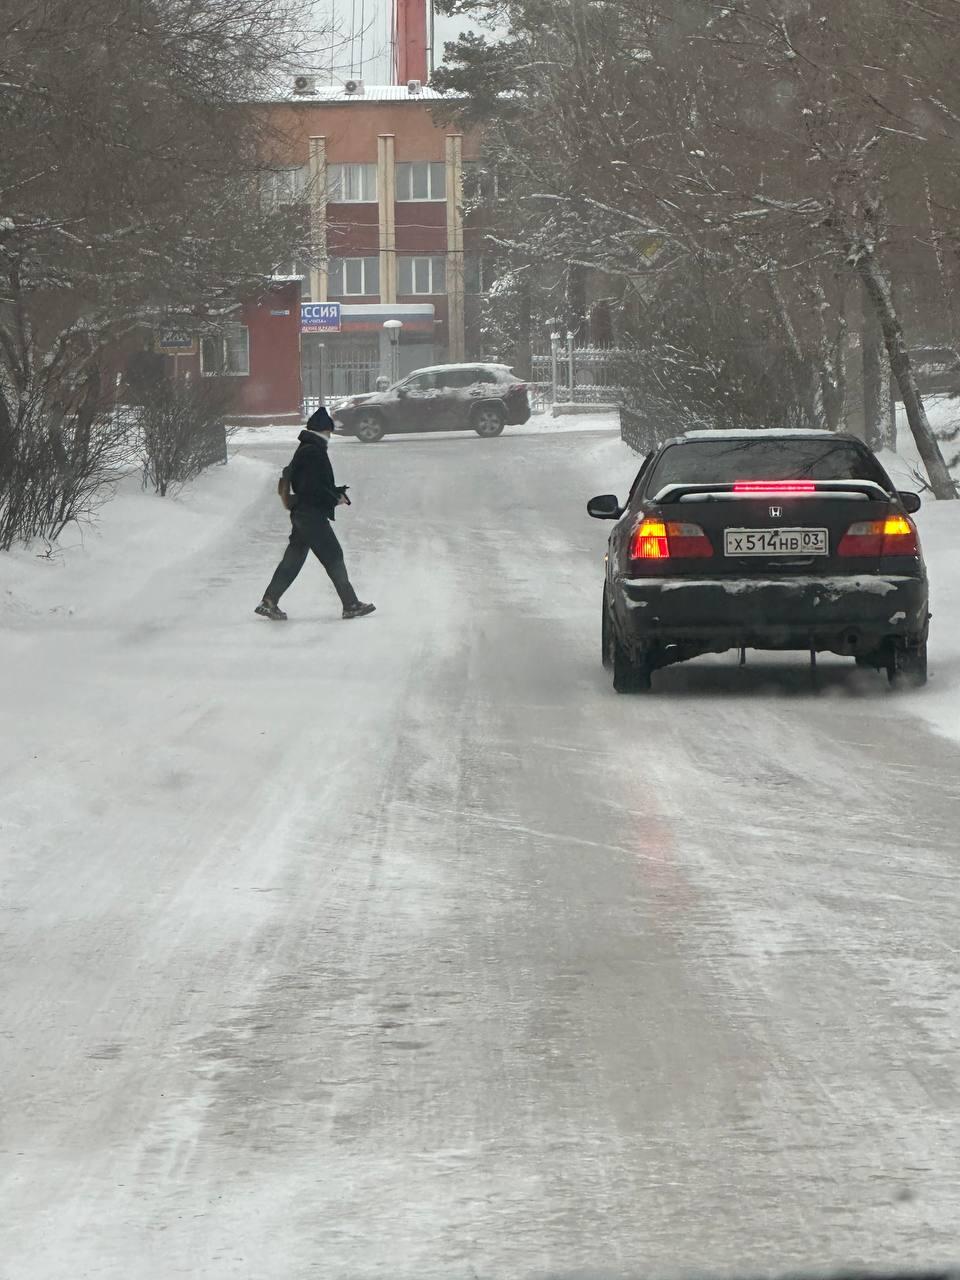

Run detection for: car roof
[[670, 428, 865, 446], [405, 362, 512, 376]]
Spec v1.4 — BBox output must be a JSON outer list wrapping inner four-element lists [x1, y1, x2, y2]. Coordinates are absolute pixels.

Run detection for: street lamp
[[383, 319, 403, 385], [549, 328, 562, 404]]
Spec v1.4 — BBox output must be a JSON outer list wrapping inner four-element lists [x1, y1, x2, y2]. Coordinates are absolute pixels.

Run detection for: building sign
[[157, 327, 197, 353], [301, 302, 342, 334]]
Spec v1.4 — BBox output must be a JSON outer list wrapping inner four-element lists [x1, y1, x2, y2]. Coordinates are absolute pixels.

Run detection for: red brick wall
[[395, 202, 446, 254], [262, 101, 480, 166], [327, 203, 380, 255]]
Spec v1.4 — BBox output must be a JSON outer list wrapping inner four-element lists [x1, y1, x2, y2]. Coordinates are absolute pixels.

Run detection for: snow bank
[[905, 500, 960, 744], [0, 455, 271, 626], [880, 398, 960, 741]]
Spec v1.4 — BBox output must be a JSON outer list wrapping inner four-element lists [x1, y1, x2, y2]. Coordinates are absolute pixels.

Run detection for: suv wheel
[[355, 413, 384, 443], [473, 405, 505, 437], [887, 635, 928, 688]]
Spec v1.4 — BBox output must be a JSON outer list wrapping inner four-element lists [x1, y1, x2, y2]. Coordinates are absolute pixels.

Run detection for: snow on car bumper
[[618, 573, 928, 649]]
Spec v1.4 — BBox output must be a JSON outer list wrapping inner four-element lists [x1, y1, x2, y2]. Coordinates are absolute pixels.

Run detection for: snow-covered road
[[3, 427, 960, 1279]]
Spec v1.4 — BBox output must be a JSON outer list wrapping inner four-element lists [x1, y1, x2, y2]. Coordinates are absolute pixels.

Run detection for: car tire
[[601, 586, 613, 670], [355, 414, 385, 444], [473, 405, 505, 437], [887, 636, 928, 688], [611, 630, 652, 693]]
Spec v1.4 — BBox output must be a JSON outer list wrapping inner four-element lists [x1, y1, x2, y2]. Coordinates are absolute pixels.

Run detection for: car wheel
[[355, 414, 384, 443], [887, 636, 928, 688], [601, 585, 613, 670], [612, 630, 652, 693], [473, 405, 505, 437]]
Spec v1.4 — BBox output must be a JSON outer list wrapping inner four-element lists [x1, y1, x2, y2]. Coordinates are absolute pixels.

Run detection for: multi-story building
[[157, 81, 483, 424], [263, 79, 482, 405]]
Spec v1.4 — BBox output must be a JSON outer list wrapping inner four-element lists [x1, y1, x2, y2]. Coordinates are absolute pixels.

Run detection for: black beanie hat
[[307, 406, 335, 433]]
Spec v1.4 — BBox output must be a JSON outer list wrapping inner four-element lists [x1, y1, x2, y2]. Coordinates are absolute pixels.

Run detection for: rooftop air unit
[[407, 79, 423, 96], [343, 79, 365, 96], [292, 75, 317, 95]]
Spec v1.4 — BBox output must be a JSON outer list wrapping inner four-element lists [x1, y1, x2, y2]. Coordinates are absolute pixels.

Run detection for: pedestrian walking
[[255, 406, 375, 621]]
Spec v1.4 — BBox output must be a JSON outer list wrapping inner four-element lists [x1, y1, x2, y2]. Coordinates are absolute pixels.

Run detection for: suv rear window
[[646, 437, 891, 493]]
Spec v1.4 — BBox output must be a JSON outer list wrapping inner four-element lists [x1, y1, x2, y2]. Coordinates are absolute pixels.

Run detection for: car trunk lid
[[634, 480, 897, 577]]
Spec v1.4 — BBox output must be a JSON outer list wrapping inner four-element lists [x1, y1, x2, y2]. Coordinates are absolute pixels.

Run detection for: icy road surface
[[2, 427, 960, 1280]]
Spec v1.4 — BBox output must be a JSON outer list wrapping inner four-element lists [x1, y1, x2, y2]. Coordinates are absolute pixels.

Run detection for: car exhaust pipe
[[836, 630, 862, 655]]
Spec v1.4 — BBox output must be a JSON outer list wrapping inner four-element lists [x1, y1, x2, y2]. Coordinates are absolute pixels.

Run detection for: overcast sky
[[310, 1, 487, 83]]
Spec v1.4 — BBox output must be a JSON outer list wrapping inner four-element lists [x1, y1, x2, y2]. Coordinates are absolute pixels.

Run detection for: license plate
[[724, 527, 828, 556]]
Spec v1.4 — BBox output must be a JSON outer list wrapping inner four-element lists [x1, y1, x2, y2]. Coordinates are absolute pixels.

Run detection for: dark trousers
[[264, 506, 359, 608]]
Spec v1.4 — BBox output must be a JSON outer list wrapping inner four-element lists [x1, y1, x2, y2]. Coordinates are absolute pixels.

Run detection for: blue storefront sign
[[301, 302, 342, 334]]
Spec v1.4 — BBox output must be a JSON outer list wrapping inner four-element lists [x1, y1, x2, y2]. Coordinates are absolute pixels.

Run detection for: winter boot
[[255, 598, 288, 621], [342, 602, 376, 620]]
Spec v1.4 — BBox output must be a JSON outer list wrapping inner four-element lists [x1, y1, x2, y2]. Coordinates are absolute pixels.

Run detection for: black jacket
[[290, 423, 341, 518]]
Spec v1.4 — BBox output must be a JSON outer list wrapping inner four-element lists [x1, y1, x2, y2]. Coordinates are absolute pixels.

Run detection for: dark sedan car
[[589, 429, 930, 692], [333, 363, 531, 442]]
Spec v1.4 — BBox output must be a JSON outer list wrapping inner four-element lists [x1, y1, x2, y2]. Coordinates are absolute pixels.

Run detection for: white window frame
[[398, 255, 446, 295], [263, 166, 308, 208], [328, 256, 380, 297], [327, 163, 378, 203], [464, 253, 485, 293], [396, 161, 447, 202], [200, 323, 250, 377]]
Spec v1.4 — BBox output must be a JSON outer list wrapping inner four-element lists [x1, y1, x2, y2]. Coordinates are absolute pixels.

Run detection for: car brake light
[[838, 514, 919, 557], [630, 518, 713, 560], [732, 481, 817, 493], [509, 383, 527, 392]]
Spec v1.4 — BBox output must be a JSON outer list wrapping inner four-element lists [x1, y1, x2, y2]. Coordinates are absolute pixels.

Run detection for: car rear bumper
[[617, 573, 928, 652]]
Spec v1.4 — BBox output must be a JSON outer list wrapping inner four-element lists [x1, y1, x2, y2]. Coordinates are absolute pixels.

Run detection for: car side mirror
[[396, 387, 408, 398], [587, 494, 622, 519], [898, 490, 922, 514]]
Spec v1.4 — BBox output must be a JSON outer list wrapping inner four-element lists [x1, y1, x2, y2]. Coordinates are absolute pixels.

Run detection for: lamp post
[[549, 329, 561, 404], [383, 319, 403, 385]]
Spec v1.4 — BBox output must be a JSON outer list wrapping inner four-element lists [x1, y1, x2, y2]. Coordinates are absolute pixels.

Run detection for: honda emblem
[[769, 505, 783, 518]]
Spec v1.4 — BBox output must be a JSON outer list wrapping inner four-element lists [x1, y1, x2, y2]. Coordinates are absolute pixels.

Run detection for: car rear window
[[646, 437, 892, 493]]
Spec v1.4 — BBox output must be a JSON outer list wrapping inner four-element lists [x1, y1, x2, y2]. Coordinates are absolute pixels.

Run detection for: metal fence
[[531, 343, 629, 407]]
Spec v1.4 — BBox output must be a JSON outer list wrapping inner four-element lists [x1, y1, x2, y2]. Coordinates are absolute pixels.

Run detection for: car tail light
[[630, 518, 713, 560], [733, 481, 817, 493], [838, 514, 920, 557], [509, 383, 527, 393]]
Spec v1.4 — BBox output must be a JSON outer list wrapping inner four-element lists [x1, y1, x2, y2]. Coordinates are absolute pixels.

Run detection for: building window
[[398, 255, 446, 295], [464, 254, 484, 293], [327, 163, 377, 203], [461, 163, 505, 204], [200, 323, 250, 376], [396, 161, 446, 202], [262, 166, 308, 207], [328, 256, 380, 297]]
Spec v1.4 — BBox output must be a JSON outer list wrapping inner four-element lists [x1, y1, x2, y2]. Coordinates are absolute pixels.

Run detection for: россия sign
[[301, 302, 341, 334]]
